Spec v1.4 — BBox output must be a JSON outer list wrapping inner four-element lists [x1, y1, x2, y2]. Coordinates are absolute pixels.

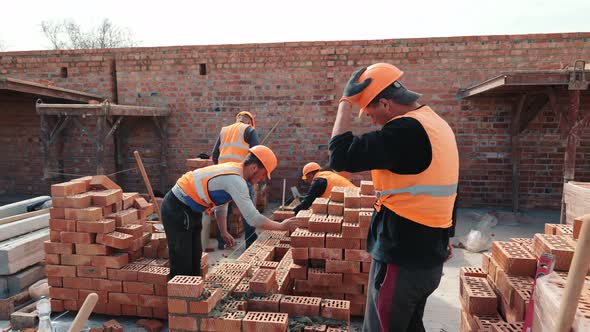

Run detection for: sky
[[1, 0, 590, 51]]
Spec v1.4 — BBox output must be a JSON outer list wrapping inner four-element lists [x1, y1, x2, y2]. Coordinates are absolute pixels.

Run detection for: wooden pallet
[[0, 290, 31, 320]]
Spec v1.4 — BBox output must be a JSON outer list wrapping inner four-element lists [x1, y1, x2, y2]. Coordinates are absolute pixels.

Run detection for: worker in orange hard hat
[[161, 145, 304, 278], [293, 162, 356, 214], [329, 63, 459, 331], [211, 111, 260, 249]]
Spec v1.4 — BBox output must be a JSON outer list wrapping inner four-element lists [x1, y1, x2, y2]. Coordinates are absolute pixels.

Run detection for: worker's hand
[[281, 217, 304, 231], [445, 243, 453, 262], [221, 231, 235, 249], [340, 67, 372, 105]]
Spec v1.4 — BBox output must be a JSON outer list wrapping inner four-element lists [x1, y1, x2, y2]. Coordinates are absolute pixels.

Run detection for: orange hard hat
[[301, 162, 321, 180], [356, 63, 404, 117], [236, 111, 256, 128], [249, 145, 277, 179]]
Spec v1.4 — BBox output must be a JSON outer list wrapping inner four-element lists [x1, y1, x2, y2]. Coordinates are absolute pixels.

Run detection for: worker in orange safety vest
[[293, 162, 356, 214], [329, 63, 459, 332], [211, 111, 260, 249]]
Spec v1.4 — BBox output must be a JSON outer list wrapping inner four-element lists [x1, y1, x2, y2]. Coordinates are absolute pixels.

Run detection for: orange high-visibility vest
[[177, 162, 243, 214], [372, 106, 459, 228], [313, 171, 356, 198], [219, 122, 251, 163]]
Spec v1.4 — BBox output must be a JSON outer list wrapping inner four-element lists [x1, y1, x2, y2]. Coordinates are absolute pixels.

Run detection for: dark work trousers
[[243, 182, 257, 248], [363, 259, 443, 332], [216, 203, 232, 249], [161, 191, 203, 278]]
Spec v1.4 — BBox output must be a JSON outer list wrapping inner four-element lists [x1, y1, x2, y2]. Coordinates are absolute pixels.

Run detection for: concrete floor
[[0, 207, 559, 331]]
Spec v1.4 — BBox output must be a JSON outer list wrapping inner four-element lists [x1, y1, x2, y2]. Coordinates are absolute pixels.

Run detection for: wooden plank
[[0, 229, 49, 275], [1, 76, 102, 102], [10, 301, 37, 329], [0, 290, 31, 320], [0, 197, 50, 219], [0, 209, 49, 227], [0, 264, 45, 299], [0, 213, 49, 241]]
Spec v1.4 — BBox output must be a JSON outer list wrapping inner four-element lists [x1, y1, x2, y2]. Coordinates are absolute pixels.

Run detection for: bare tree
[[41, 18, 139, 49], [0, 40, 7, 51]]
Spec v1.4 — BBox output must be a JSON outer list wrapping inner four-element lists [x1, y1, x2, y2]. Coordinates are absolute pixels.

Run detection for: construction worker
[[211, 111, 259, 249], [329, 63, 459, 332], [293, 162, 356, 214], [161, 145, 302, 278]]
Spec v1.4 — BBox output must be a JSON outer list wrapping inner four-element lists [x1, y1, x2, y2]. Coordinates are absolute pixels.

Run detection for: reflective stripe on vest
[[219, 123, 250, 163], [176, 162, 243, 214], [372, 106, 459, 228], [314, 171, 357, 198]]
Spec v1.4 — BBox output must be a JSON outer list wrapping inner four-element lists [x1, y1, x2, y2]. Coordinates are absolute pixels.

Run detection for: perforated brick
[[309, 215, 343, 233], [554, 224, 573, 236], [254, 260, 280, 269], [248, 293, 282, 312], [138, 266, 170, 284], [308, 268, 343, 287], [242, 312, 289, 332], [460, 266, 487, 278], [96, 231, 133, 249], [533, 234, 575, 271], [311, 198, 330, 215], [491, 321, 524, 332], [207, 274, 243, 286], [460, 275, 497, 315], [341, 222, 363, 239], [326, 260, 360, 274], [280, 295, 322, 316], [359, 181, 374, 195], [189, 288, 223, 314], [321, 299, 350, 321], [325, 232, 360, 249], [250, 268, 277, 294], [473, 313, 502, 331], [328, 201, 344, 217], [291, 228, 325, 248], [491, 241, 536, 276]]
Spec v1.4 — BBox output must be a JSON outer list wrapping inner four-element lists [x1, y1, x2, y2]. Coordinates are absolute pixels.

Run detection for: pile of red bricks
[[283, 182, 375, 317], [459, 220, 589, 331], [209, 203, 245, 239], [45, 175, 209, 319]]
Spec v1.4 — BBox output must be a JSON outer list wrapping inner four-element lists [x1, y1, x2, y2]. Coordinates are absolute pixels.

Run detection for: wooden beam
[[36, 103, 169, 117], [510, 94, 527, 213], [0, 209, 49, 226], [96, 114, 106, 175], [40, 115, 51, 180], [154, 117, 169, 194], [106, 116, 123, 139], [0, 76, 102, 102], [519, 94, 548, 134]]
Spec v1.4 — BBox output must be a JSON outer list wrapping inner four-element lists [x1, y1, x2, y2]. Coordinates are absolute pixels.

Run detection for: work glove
[[340, 67, 372, 105]]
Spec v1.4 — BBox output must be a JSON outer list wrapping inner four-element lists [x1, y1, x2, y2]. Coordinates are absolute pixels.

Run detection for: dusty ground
[[0, 206, 559, 331]]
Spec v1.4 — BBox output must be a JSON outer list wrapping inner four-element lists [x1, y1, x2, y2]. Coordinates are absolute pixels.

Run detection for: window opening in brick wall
[[199, 63, 207, 75], [60, 67, 68, 78]]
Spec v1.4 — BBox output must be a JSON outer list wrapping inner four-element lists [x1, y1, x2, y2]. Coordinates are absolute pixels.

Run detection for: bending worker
[[293, 162, 356, 214], [161, 145, 302, 278], [329, 63, 458, 332], [211, 111, 260, 249]]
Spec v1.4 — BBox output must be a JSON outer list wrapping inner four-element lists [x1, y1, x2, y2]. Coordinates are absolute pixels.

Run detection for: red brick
[[311, 198, 329, 215], [250, 269, 277, 295], [341, 222, 362, 239], [79, 289, 108, 304], [64, 207, 103, 221], [103, 319, 123, 332], [60, 231, 95, 244], [129, 232, 152, 251], [272, 210, 295, 221], [308, 268, 343, 287], [533, 234, 575, 271], [492, 241, 536, 276], [109, 292, 139, 305], [154, 283, 167, 296], [93, 278, 122, 292], [361, 262, 371, 273], [138, 265, 170, 284], [45, 253, 60, 265], [115, 224, 144, 238], [49, 218, 76, 232], [46, 265, 76, 277], [326, 233, 360, 249], [168, 316, 197, 330], [92, 253, 129, 268], [136, 319, 164, 332], [75, 243, 111, 256], [62, 277, 92, 289], [44, 241, 74, 254], [330, 187, 346, 202], [343, 208, 360, 223], [51, 299, 64, 312], [105, 304, 122, 316], [291, 228, 325, 248], [139, 294, 167, 308], [77, 265, 107, 278], [49, 208, 65, 219], [124, 281, 154, 294], [51, 181, 88, 197], [326, 260, 360, 274], [248, 293, 282, 312], [289, 263, 307, 280], [460, 266, 488, 278], [52, 196, 66, 208], [359, 211, 372, 228], [91, 189, 123, 207], [328, 201, 344, 216], [60, 254, 93, 266], [360, 181, 374, 195], [280, 296, 322, 316], [77, 219, 116, 234], [309, 215, 342, 233], [121, 304, 137, 316], [242, 312, 289, 332], [360, 195, 376, 209], [49, 230, 61, 242], [89, 175, 121, 190], [122, 192, 140, 209], [47, 276, 62, 287], [108, 263, 145, 281], [291, 247, 309, 260], [63, 192, 93, 208], [63, 300, 79, 311], [96, 231, 134, 249], [320, 299, 351, 321], [137, 306, 153, 318], [167, 298, 188, 314], [142, 243, 158, 258], [460, 275, 498, 315], [49, 287, 79, 300], [189, 288, 223, 314], [108, 209, 139, 226], [70, 176, 93, 186], [344, 249, 372, 262]]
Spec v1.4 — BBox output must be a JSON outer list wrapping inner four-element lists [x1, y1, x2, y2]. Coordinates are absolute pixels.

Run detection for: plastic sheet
[[457, 213, 498, 252]]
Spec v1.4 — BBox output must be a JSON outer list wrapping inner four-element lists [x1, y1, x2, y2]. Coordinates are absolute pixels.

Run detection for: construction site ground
[[0, 204, 559, 331]]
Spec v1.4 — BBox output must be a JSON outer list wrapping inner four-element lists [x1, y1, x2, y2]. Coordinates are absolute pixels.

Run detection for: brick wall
[[1, 32, 590, 209]]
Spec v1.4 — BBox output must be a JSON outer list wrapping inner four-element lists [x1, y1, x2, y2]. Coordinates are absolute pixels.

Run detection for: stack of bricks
[[284, 182, 375, 317], [208, 202, 245, 238], [45, 175, 187, 319], [459, 222, 583, 331]]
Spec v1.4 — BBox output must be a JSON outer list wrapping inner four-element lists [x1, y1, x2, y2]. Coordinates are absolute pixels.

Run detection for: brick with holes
[[533, 234, 575, 271], [189, 288, 223, 314], [248, 293, 282, 312], [308, 268, 343, 287], [96, 231, 133, 249], [309, 215, 342, 233], [460, 266, 487, 278], [291, 228, 325, 248], [249, 268, 277, 295], [460, 275, 498, 315], [280, 295, 321, 316], [320, 299, 351, 321], [328, 201, 344, 216], [138, 266, 169, 284], [311, 198, 330, 215], [491, 241, 536, 276], [242, 311, 289, 332]]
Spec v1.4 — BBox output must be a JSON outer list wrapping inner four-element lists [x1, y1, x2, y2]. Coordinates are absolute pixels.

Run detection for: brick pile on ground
[[45, 175, 208, 319], [459, 218, 590, 331], [168, 229, 352, 331]]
